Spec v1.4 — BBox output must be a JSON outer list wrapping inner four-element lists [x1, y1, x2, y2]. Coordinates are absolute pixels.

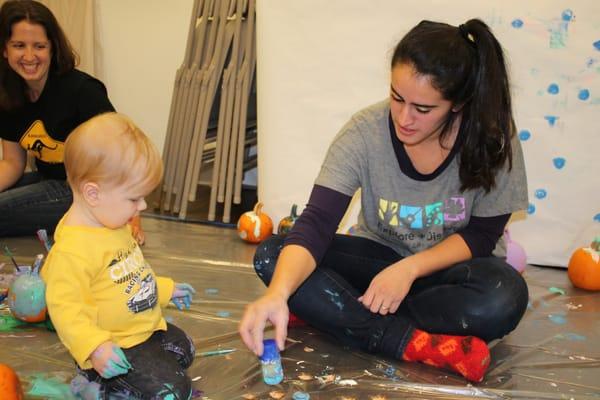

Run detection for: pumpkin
[[277, 204, 299, 235], [568, 238, 600, 291], [504, 229, 527, 274], [237, 202, 273, 243], [0, 363, 24, 400], [8, 267, 47, 323]]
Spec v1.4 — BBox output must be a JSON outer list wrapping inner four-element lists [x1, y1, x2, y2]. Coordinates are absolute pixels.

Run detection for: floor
[[1, 216, 599, 399]]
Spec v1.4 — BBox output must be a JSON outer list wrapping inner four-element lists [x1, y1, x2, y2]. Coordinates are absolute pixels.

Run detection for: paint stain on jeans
[[324, 289, 344, 310]]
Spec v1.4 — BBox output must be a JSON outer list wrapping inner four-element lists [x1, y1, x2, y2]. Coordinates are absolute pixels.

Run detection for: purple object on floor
[[504, 229, 527, 274]]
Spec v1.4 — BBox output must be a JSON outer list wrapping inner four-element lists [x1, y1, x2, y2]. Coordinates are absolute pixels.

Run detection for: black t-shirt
[[0, 69, 115, 180]]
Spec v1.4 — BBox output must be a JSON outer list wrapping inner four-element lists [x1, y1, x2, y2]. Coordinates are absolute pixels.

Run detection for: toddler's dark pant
[[254, 234, 528, 359], [78, 323, 195, 400], [0, 172, 71, 237]]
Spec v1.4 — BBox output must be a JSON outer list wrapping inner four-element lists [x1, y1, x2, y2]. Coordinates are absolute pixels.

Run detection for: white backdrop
[[256, 0, 600, 267]]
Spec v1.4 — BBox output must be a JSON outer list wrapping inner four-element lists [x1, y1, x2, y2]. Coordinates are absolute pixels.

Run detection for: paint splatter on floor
[[297, 372, 312, 381], [548, 287, 565, 295], [292, 391, 310, 400], [269, 390, 285, 399]]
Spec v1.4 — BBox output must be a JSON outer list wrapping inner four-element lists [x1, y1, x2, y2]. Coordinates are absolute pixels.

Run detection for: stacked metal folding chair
[[160, 0, 257, 222]]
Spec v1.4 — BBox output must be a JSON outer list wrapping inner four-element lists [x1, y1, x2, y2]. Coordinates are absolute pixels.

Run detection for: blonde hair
[[64, 112, 163, 194]]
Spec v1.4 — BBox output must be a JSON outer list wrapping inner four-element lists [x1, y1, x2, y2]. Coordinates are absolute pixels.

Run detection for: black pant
[[254, 234, 528, 359], [78, 323, 195, 400]]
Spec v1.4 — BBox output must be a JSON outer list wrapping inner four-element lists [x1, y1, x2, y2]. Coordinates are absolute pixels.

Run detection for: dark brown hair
[[0, 0, 78, 110], [392, 19, 515, 192]]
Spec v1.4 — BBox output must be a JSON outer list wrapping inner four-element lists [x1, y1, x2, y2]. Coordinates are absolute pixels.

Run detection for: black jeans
[[254, 234, 528, 359], [0, 172, 72, 237], [78, 323, 195, 400]]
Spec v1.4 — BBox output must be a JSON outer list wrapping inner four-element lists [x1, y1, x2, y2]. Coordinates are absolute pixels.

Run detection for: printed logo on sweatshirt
[[377, 196, 466, 243], [19, 120, 64, 163], [106, 243, 158, 313]]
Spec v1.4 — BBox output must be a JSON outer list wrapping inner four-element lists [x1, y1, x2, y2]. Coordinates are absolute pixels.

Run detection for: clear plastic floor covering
[[1, 217, 599, 399]]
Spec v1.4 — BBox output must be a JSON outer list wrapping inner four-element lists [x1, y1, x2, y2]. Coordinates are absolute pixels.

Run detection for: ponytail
[[457, 19, 514, 192]]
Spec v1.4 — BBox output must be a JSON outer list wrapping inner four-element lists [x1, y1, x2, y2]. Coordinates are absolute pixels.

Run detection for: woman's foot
[[402, 329, 490, 382]]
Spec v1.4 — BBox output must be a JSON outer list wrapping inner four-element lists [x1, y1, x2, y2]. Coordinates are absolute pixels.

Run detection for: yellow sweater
[[41, 221, 174, 369]]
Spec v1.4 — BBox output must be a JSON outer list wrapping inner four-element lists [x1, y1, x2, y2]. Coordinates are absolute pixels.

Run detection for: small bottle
[[259, 339, 284, 385]]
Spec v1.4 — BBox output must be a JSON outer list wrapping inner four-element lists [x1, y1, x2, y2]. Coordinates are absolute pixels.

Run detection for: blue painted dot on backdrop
[[553, 157, 566, 169], [535, 189, 548, 199], [595, 40, 600, 51], [562, 9, 574, 21], [216, 310, 231, 318], [594, 213, 600, 222], [547, 83, 560, 94], [527, 203, 536, 215], [518, 130, 531, 141], [578, 89, 590, 100], [544, 115, 559, 126], [511, 19, 524, 28]]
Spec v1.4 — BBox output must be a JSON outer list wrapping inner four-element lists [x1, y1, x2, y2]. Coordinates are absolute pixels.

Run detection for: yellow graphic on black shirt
[[18, 120, 64, 163]]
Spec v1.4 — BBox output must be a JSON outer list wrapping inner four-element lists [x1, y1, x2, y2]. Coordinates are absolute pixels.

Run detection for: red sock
[[288, 312, 307, 328], [402, 329, 490, 382]]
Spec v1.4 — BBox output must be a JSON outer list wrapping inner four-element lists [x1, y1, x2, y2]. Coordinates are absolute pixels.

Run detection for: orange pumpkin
[[237, 202, 273, 243], [567, 238, 600, 291], [0, 363, 24, 400], [277, 204, 299, 235]]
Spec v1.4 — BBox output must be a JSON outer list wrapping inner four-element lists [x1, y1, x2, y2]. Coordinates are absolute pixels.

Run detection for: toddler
[[41, 112, 196, 399]]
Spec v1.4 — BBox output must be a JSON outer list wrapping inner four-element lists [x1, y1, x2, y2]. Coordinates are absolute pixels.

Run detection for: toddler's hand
[[171, 283, 196, 310], [90, 342, 132, 379]]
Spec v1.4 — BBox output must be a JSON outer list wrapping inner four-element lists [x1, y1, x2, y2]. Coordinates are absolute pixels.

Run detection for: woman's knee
[[253, 235, 285, 285], [469, 258, 529, 340]]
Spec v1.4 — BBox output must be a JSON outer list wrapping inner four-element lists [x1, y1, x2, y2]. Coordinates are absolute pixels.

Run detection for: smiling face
[[389, 63, 454, 147], [3, 20, 51, 93]]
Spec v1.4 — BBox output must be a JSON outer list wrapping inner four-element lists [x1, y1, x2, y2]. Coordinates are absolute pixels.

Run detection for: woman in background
[[0, 0, 145, 243]]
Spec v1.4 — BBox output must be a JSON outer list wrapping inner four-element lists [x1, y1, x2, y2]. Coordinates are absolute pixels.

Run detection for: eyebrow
[[390, 86, 437, 109]]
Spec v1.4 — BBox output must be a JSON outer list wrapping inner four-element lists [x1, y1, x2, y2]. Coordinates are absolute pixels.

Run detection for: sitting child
[[41, 112, 196, 399]]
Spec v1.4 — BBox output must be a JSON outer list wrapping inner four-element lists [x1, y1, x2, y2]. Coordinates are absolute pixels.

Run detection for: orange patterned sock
[[402, 329, 490, 382]]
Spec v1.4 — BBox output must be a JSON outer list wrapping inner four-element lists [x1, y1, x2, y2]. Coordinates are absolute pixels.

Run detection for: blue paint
[[561, 9, 573, 21], [511, 19, 523, 28], [216, 311, 230, 318], [292, 391, 310, 400], [527, 301, 533, 310], [324, 289, 344, 310], [552, 157, 566, 169], [594, 213, 600, 223], [544, 115, 559, 126], [534, 189, 547, 200], [594, 40, 600, 51], [518, 130, 531, 141], [384, 366, 396, 377], [560, 333, 586, 341], [527, 203, 536, 215], [260, 339, 284, 385], [548, 313, 567, 325], [204, 288, 219, 295], [547, 83, 559, 95], [578, 89, 590, 100]]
